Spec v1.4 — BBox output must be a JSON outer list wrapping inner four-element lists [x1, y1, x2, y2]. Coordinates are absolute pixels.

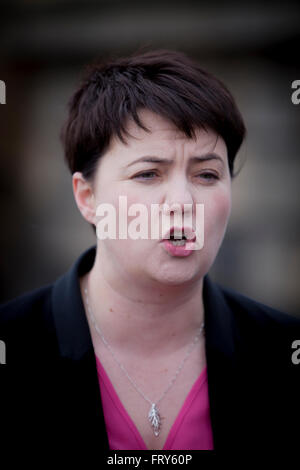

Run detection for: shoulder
[[0, 283, 63, 364], [0, 283, 54, 338], [219, 282, 300, 326], [206, 276, 300, 350], [208, 281, 300, 382], [205, 274, 300, 330], [214, 281, 300, 359]]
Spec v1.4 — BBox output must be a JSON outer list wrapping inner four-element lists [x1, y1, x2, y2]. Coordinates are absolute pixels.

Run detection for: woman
[[1, 49, 299, 454]]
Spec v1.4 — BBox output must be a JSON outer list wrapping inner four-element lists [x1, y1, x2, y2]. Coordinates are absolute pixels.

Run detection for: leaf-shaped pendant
[[148, 403, 161, 436]]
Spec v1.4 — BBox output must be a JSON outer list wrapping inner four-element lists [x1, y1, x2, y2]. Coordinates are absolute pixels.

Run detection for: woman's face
[[86, 109, 231, 286]]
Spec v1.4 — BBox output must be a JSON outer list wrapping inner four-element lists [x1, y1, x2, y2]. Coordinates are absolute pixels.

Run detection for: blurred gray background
[[0, 0, 299, 316]]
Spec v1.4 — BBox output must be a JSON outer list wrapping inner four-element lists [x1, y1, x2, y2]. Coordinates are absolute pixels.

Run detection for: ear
[[72, 172, 96, 226]]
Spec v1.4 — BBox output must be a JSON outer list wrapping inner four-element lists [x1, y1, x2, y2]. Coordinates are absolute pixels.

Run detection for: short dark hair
[[61, 48, 246, 232]]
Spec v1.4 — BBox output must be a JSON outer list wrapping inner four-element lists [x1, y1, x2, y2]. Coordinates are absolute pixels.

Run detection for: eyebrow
[[124, 153, 225, 168]]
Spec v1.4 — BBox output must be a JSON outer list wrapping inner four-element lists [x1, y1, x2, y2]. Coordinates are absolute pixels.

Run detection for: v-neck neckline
[[95, 354, 207, 450]]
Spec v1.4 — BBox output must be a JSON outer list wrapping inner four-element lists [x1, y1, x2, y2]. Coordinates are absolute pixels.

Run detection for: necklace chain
[[83, 285, 205, 436]]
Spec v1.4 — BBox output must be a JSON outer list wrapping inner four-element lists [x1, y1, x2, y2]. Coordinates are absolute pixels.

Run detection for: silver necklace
[[84, 286, 205, 437]]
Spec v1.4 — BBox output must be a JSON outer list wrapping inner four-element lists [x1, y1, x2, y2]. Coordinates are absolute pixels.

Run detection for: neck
[[81, 249, 205, 360]]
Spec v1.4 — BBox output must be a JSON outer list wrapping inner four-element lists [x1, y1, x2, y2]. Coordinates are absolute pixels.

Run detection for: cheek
[[98, 191, 152, 250], [204, 189, 231, 241]]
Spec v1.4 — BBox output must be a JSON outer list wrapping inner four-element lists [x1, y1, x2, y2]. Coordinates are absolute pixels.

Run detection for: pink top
[[95, 355, 214, 450]]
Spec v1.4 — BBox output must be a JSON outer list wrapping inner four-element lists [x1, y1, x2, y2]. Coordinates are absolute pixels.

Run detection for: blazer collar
[[51, 245, 97, 360]]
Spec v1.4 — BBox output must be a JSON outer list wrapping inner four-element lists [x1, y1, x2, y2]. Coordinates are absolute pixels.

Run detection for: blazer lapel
[[51, 247, 110, 449], [202, 275, 239, 450]]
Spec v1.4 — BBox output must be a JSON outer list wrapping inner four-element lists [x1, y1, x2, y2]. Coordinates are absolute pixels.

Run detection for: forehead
[[104, 108, 227, 165]]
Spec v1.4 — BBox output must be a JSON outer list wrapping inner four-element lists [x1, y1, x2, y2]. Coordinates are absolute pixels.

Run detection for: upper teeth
[[170, 234, 186, 239], [170, 239, 186, 245]]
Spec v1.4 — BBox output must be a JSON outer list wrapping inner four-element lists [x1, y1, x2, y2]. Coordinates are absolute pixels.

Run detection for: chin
[[147, 264, 203, 286]]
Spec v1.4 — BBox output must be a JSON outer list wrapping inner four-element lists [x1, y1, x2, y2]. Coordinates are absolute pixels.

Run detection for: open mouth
[[168, 233, 188, 246], [162, 227, 196, 245]]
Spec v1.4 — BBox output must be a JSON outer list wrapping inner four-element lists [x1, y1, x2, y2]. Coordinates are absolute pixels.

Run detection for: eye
[[196, 172, 219, 182], [132, 171, 158, 180]]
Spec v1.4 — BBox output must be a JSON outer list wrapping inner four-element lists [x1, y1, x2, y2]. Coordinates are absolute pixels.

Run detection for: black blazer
[[1, 244, 300, 456]]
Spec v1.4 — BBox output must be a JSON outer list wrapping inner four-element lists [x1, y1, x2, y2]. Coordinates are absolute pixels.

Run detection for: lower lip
[[161, 239, 196, 257]]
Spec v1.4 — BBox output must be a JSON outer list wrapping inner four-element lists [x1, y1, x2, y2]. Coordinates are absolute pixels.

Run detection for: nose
[[161, 178, 194, 221]]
